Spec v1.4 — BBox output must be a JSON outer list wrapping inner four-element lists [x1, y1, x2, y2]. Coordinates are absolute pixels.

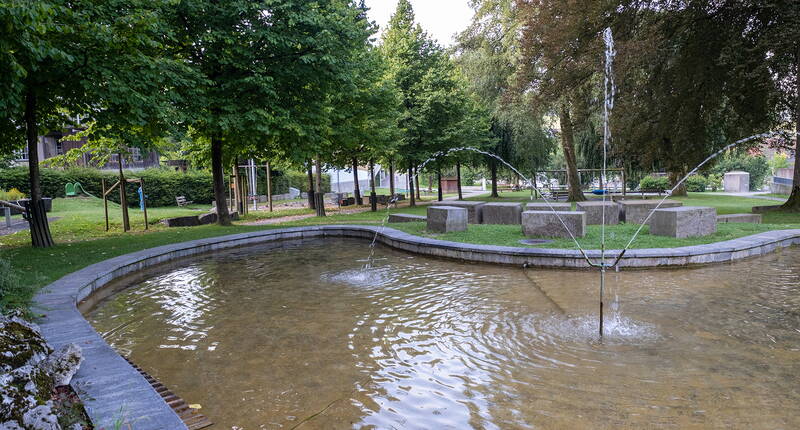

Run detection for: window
[[14, 145, 29, 161], [56, 140, 63, 155], [130, 147, 143, 162]]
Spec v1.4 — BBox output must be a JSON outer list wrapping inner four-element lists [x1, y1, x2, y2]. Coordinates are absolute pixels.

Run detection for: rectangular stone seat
[[481, 202, 523, 225], [521, 210, 586, 238], [161, 215, 200, 227], [717, 213, 762, 224], [436, 200, 484, 223], [427, 206, 468, 233], [388, 213, 426, 223], [649, 206, 717, 238], [576, 201, 619, 225], [525, 202, 571, 211], [619, 199, 682, 224]]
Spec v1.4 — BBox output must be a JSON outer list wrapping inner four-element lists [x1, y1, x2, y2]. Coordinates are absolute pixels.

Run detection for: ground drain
[[123, 357, 213, 429], [519, 239, 554, 245]]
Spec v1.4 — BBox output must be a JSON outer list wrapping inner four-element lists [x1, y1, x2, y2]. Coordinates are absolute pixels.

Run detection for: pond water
[[88, 239, 800, 429]]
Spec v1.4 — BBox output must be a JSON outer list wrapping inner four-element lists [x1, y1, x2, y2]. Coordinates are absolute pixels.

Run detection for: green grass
[[759, 193, 789, 200], [2, 193, 799, 312]]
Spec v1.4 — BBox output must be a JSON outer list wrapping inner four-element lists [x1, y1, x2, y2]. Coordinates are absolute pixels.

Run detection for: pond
[[88, 238, 800, 429]]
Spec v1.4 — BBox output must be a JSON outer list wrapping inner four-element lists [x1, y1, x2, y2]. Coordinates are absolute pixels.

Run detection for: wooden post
[[389, 159, 395, 197], [118, 152, 130, 232], [622, 167, 627, 197], [266, 162, 273, 212], [314, 157, 326, 217], [456, 161, 463, 200], [102, 179, 109, 231], [369, 159, 377, 212], [141, 179, 148, 230]]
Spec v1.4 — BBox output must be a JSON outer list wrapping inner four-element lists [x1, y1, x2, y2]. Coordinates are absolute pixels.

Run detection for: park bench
[[638, 188, 665, 198], [176, 196, 193, 207]]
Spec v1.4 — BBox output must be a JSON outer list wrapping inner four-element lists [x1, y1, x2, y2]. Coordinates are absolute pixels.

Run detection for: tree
[[0, 0, 192, 247], [174, 0, 372, 224]]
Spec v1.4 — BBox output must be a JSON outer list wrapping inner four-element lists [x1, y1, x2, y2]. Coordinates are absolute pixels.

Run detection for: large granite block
[[437, 201, 485, 223], [619, 199, 682, 224], [482, 202, 523, 225], [576, 201, 619, 225], [427, 206, 468, 233], [649, 206, 717, 238], [389, 213, 426, 223], [717, 213, 762, 224], [525, 202, 571, 211], [724, 171, 750, 192], [161, 215, 200, 227], [522, 210, 586, 238]]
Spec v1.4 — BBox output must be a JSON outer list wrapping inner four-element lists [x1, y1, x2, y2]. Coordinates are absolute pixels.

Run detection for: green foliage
[[639, 175, 670, 192], [270, 171, 330, 195], [769, 153, 790, 174], [711, 153, 770, 190], [685, 175, 708, 192], [0, 188, 25, 201], [707, 173, 723, 191]]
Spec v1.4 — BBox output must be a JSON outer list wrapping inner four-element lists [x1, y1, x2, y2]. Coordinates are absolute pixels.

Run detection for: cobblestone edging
[[33, 225, 800, 428]]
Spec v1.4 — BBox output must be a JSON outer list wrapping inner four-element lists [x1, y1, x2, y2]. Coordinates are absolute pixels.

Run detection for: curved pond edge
[[32, 225, 800, 428]]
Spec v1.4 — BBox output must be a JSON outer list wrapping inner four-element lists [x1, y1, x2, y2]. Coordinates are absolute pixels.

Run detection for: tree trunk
[[415, 167, 421, 200], [782, 67, 800, 210], [369, 159, 377, 212], [117, 152, 130, 231], [408, 164, 416, 207], [559, 105, 586, 202], [490, 158, 499, 197], [669, 168, 688, 197], [352, 157, 362, 205], [315, 157, 326, 217], [389, 159, 396, 197], [456, 162, 463, 200], [437, 169, 443, 201], [211, 136, 231, 225], [307, 163, 315, 209], [23, 90, 54, 247]]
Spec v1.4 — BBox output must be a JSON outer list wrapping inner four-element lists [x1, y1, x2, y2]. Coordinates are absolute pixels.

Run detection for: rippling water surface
[[88, 239, 800, 429]]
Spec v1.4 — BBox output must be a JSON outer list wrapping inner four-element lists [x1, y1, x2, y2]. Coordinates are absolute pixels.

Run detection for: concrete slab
[[576, 201, 619, 225], [525, 202, 571, 211], [650, 206, 717, 238], [718, 213, 762, 224], [436, 200, 485, 223], [522, 210, 586, 238], [389, 213, 426, 223], [482, 202, 523, 225], [619, 199, 682, 224], [427, 206, 468, 233]]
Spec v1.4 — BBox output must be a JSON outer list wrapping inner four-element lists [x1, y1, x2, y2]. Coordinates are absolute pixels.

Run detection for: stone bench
[[436, 201, 484, 223], [619, 199, 682, 224], [522, 210, 586, 238], [717, 213, 762, 224], [161, 215, 200, 227], [388, 213, 426, 223], [427, 206, 468, 233], [649, 206, 717, 238], [576, 201, 619, 225], [482, 202, 523, 225], [526, 202, 571, 212]]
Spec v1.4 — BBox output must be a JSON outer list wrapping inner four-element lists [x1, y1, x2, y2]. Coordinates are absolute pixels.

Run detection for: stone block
[[619, 199, 682, 224], [521, 210, 586, 238], [427, 206, 468, 233], [198, 212, 218, 225], [576, 201, 619, 225], [649, 206, 717, 238], [161, 215, 200, 227], [388, 213, 426, 223], [481, 202, 523, 225], [437, 201, 485, 223], [525, 202, 571, 212], [717, 213, 762, 224], [724, 171, 750, 192]]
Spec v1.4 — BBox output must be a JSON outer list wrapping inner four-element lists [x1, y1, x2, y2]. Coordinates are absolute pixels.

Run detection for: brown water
[[88, 239, 800, 429]]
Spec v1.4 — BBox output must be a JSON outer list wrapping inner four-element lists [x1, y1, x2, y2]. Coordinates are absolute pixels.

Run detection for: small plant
[[685, 175, 708, 192], [638, 175, 670, 192], [0, 187, 26, 201]]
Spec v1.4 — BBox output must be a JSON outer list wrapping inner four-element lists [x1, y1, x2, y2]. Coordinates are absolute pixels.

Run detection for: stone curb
[[33, 225, 800, 428]]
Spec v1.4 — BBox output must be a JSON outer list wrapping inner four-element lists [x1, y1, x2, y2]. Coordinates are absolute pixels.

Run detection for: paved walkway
[[0, 216, 60, 236], [717, 192, 787, 202]]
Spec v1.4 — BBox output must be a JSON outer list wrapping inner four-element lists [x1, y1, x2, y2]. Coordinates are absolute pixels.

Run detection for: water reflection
[[89, 239, 800, 429]]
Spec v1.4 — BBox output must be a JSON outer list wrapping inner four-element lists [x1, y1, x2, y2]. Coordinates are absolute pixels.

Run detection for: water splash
[[536, 314, 660, 344]]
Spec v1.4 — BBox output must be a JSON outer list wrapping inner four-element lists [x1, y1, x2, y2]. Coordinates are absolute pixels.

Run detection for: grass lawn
[[2, 193, 799, 312], [760, 193, 789, 200]]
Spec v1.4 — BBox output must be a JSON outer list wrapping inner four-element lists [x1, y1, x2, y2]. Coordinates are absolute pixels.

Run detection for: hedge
[[0, 167, 331, 207], [638, 175, 670, 192], [684, 175, 707, 192]]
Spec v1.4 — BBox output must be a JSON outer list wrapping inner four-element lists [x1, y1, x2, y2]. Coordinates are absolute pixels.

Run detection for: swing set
[[101, 177, 148, 232]]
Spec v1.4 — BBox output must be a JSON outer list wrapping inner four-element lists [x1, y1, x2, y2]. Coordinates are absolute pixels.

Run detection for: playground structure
[[101, 177, 148, 232], [228, 160, 274, 216], [534, 168, 627, 197]]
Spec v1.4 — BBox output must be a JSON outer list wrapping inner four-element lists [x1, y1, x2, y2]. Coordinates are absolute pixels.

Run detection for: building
[[12, 128, 160, 170]]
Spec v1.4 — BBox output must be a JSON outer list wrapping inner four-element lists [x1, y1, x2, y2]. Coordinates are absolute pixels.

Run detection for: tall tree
[[0, 0, 192, 246]]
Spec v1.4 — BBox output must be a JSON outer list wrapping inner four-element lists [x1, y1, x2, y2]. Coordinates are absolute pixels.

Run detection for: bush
[[706, 173, 723, 191], [711, 153, 770, 191], [271, 170, 330, 195], [638, 175, 670, 192], [0, 188, 26, 201], [684, 175, 707, 192]]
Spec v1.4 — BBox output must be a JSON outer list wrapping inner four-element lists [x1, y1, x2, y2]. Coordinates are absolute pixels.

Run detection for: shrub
[[711, 153, 770, 191], [0, 188, 26, 201], [271, 170, 330, 195], [638, 175, 670, 192], [706, 173, 723, 191], [684, 175, 707, 192]]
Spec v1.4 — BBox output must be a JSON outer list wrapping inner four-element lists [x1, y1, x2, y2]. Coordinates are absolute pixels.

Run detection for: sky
[[364, 0, 474, 46]]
